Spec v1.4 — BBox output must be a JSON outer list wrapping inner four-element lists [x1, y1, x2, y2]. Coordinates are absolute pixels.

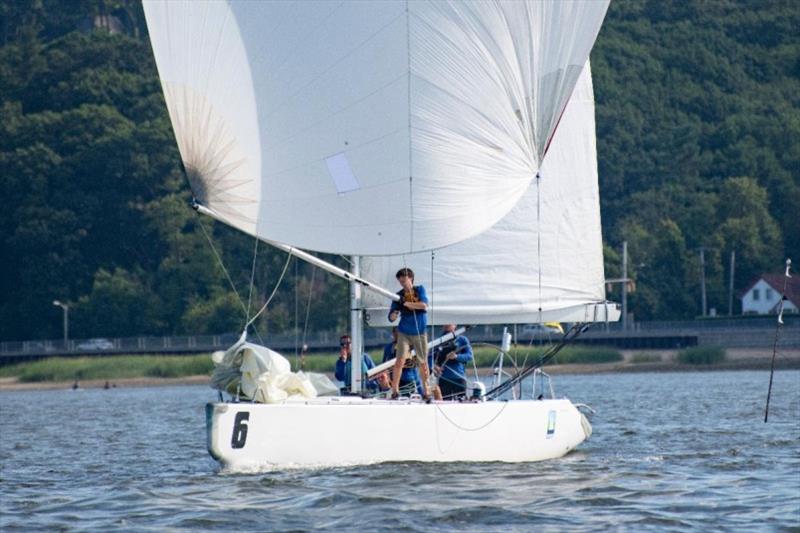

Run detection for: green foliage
[[0, 1, 797, 340], [550, 347, 623, 365], [676, 346, 727, 365], [0, 354, 213, 382], [595, 0, 798, 318], [476, 346, 622, 367], [181, 292, 245, 335]]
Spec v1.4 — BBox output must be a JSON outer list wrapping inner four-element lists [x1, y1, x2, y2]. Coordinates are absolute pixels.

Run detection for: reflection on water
[[1, 371, 798, 530]]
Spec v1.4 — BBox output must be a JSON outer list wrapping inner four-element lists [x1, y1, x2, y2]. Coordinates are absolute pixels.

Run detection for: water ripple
[[1, 372, 799, 530]]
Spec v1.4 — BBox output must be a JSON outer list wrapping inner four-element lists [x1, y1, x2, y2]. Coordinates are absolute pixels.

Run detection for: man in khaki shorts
[[388, 268, 432, 401]]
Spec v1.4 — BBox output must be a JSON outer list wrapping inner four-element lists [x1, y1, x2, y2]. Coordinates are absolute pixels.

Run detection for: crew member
[[383, 327, 422, 396], [432, 324, 473, 400], [388, 268, 432, 400], [334, 334, 386, 394]]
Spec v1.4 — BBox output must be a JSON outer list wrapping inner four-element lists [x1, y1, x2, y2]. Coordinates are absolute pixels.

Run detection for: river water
[[1, 371, 798, 531]]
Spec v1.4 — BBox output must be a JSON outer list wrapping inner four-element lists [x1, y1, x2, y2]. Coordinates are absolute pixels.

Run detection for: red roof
[[740, 273, 800, 307]]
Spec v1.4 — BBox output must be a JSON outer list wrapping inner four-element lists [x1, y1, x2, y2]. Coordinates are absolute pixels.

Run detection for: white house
[[740, 274, 799, 315]]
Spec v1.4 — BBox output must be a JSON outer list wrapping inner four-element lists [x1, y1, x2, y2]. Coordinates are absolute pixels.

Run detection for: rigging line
[[485, 324, 585, 400], [430, 251, 434, 344], [434, 401, 509, 432], [765, 258, 792, 423], [536, 171, 543, 325], [405, 0, 414, 251], [301, 266, 317, 354], [195, 214, 249, 321], [246, 238, 260, 320], [245, 251, 294, 330], [294, 257, 299, 361]]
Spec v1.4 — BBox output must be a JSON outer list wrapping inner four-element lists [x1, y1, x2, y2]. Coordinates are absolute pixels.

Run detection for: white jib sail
[[143, 0, 609, 256], [361, 64, 608, 325]]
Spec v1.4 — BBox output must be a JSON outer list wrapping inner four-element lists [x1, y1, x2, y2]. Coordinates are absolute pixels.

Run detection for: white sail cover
[[143, 0, 609, 255], [361, 64, 608, 325]]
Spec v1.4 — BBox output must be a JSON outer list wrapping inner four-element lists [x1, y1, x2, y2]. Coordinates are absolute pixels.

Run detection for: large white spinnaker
[[143, 0, 609, 256], [362, 64, 616, 325]]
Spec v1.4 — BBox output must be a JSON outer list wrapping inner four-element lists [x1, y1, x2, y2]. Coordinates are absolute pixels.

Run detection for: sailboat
[[143, 0, 619, 469]]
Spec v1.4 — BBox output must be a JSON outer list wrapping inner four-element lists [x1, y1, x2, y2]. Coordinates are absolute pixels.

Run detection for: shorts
[[396, 331, 428, 368]]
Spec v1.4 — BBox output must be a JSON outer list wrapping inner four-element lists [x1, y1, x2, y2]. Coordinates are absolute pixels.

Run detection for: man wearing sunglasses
[[334, 334, 387, 394]]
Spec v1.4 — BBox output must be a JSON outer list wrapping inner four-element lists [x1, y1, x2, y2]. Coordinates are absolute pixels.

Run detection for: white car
[[518, 323, 564, 340], [77, 338, 114, 351]]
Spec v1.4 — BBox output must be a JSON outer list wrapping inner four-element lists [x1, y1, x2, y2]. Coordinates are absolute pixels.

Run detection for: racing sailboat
[[143, 0, 618, 469]]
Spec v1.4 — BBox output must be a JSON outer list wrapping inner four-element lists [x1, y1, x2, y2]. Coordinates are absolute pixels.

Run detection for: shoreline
[[1, 353, 797, 392]]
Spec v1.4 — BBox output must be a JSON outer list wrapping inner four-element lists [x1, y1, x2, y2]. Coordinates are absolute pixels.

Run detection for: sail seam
[[537, 171, 542, 323], [259, 9, 407, 121], [406, 0, 413, 250]]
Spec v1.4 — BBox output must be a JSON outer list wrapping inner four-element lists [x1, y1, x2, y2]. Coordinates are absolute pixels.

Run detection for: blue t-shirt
[[389, 285, 428, 335], [335, 353, 378, 391]]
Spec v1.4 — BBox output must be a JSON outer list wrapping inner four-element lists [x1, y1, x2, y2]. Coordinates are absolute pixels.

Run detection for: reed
[[0, 355, 214, 383], [0, 344, 624, 383], [630, 353, 662, 364], [676, 346, 726, 365]]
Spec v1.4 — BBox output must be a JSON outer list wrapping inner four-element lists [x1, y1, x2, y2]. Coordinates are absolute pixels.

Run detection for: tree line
[[0, 0, 797, 341]]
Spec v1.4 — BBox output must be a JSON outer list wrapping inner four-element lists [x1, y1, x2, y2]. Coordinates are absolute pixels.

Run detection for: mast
[[350, 256, 364, 394]]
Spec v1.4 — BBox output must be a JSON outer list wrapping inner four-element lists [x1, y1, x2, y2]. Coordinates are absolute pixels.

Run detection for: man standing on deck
[[388, 268, 432, 400], [383, 327, 423, 396]]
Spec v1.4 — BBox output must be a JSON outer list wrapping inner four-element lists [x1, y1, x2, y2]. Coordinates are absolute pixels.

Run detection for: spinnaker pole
[[193, 203, 399, 303]]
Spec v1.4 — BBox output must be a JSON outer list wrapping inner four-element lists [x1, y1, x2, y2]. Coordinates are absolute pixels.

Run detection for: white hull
[[206, 397, 591, 470]]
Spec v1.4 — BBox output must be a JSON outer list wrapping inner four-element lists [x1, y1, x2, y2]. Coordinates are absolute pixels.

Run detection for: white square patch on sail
[[325, 152, 361, 195]]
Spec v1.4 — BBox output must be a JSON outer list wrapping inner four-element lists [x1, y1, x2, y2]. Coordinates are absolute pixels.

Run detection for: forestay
[[361, 65, 609, 325], [143, 0, 609, 255]]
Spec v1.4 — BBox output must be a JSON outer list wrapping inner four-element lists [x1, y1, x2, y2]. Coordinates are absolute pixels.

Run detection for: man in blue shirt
[[388, 268, 432, 400], [383, 327, 422, 396], [432, 324, 473, 400], [334, 334, 385, 394]]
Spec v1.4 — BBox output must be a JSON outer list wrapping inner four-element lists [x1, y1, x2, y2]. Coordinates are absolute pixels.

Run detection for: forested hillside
[[1, 1, 797, 341]]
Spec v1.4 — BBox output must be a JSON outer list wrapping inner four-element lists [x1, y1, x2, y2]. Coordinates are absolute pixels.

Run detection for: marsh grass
[[289, 345, 621, 373], [1, 344, 624, 383], [630, 353, 662, 364], [676, 346, 726, 365], [0, 355, 214, 383]]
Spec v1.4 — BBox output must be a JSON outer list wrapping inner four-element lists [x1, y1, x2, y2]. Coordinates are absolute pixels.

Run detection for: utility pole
[[53, 300, 69, 347], [699, 248, 707, 317], [728, 250, 736, 316], [605, 241, 631, 330], [622, 241, 628, 331]]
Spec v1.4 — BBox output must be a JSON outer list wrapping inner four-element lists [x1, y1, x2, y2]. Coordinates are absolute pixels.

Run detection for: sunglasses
[[340, 341, 351, 346]]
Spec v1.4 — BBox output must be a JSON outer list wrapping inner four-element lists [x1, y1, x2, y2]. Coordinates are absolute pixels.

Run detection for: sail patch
[[326, 152, 361, 195]]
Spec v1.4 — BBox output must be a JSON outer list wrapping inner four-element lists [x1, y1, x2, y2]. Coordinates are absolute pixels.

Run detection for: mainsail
[[143, 0, 609, 255], [361, 64, 610, 325]]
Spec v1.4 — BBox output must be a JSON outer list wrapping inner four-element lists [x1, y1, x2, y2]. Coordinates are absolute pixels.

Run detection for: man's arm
[[334, 359, 346, 381], [388, 298, 400, 321], [404, 285, 428, 311], [455, 336, 473, 363]]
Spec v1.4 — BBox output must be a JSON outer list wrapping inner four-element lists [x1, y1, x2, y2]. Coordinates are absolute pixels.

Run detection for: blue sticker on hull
[[547, 410, 556, 438]]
